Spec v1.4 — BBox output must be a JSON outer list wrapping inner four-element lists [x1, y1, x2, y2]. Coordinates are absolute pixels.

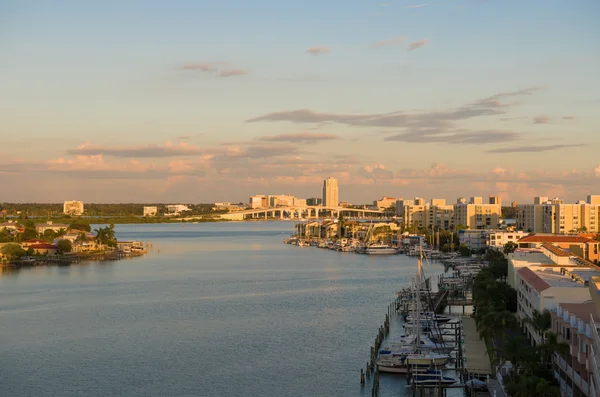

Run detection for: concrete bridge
[[219, 206, 386, 221]]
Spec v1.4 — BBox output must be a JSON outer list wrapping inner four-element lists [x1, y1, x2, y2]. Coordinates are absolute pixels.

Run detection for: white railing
[[574, 371, 581, 387], [581, 378, 589, 394]]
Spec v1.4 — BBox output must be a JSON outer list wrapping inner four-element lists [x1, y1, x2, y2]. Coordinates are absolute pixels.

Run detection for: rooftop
[[557, 302, 600, 322], [525, 267, 600, 289], [517, 267, 551, 292], [518, 234, 594, 244], [542, 243, 571, 257]]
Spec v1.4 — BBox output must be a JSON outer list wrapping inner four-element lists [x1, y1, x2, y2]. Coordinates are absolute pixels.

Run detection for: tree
[[70, 223, 91, 232], [524, 309, 552, 339], [536, 332, 569, 369], [56, 239, 72, 254], [458, 243, 471, 257], [503, 241, 518, 254], [1, 243, 27, 261], [22, 220, 38, 241]]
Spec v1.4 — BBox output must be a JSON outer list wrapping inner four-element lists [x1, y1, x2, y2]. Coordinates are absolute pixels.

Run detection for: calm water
[[0, 222, 445, 397]]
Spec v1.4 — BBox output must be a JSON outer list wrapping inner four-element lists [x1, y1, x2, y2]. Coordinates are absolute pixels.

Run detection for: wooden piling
[[360, 368, 365, 385]]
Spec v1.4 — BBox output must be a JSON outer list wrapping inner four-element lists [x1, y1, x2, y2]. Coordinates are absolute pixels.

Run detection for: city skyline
[[1, 1, 599, 203]]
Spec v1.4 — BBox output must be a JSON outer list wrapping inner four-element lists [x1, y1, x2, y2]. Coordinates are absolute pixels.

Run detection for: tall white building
[[63, 201, 84, 216], [322, 177, 339, 208]]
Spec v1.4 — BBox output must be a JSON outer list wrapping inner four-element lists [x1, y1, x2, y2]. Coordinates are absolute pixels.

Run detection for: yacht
[[365, 244, 397, 255]]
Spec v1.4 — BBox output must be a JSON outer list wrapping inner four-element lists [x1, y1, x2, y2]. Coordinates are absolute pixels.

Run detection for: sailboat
[[377, 246, 450, 373]]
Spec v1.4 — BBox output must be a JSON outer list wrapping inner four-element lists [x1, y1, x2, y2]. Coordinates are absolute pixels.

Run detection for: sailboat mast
[[415, 244, 423, 350]]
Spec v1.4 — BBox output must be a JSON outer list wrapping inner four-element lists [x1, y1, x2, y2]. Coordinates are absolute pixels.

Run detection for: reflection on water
[[0, 222, 444, 397]]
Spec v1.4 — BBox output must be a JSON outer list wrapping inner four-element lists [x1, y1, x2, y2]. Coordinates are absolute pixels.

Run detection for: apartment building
[[590, 277, 600, 397], [485, 230, 527, 250], [374, 197, 401, 210], [322, 177, 339, 208], [516, 266, 600, 346], [63, 200, 84, 216], [518, 234, 600, 264], [551, 301, 600, 397], [396, 198, 454, 230], [249, 195, 268, 209], [453, 195, 501, 230], [516, 195, 600, 234], [268, 195, 295, 207]]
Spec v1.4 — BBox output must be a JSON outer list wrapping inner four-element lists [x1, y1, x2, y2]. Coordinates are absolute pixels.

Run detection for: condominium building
[[485, 230, 527, 250], [453, 195, 501, 230], [322, 177, 339, 208], [396, 198, 454, 230], [516, 195, 600, 233], [551, 301, 600, 397], [268, 194, 295, 207], [249, 195, 268, 209], [143, 206, 158, 217], [306, 197, 322, 206], [590, 277, 600, 397], [63, 200, 84, 216], [516, 266, 600, 346], [374, 197, 401, 210]]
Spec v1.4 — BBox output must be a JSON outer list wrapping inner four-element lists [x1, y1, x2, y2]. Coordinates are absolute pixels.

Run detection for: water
[[0, 222, 446, 397]]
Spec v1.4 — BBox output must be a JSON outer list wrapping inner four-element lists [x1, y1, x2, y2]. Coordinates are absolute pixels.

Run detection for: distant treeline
[[0, 203, 217, 217]]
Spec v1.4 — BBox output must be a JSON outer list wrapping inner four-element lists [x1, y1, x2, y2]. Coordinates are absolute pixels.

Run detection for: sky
[[1, 0, 599, 204]]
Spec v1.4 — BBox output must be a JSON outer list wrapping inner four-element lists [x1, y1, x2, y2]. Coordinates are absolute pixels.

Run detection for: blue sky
[[1, 0, 599, 203]]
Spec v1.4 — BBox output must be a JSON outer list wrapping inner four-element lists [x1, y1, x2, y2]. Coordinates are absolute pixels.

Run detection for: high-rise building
[[322, 177, 339, 208], [63, 201, 84, 216], [453, 196, 501, 230], [249, 195, 268, 209], [396, 198, 454, 230], [516, 195, 600, 233], [306, 197, 322, 206]]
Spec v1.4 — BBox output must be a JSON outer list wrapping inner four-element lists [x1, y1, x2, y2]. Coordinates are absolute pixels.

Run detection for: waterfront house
[[22, 239, 48, 248], [28, 243, 58, 255], [35, 221, 68, 234]]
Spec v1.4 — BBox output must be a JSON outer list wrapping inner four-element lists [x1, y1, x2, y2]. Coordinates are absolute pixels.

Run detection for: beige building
[[249, 195, 268, 209], [322, 177, 339, 208], [268, 194, 295, 207], [374, 197, 401, 210], [63, 200, 84, 216], [143, 206, 158, 217], [453, 196, 501, 230], [396, 198, 454, 230], [516, 195, 600, 233]]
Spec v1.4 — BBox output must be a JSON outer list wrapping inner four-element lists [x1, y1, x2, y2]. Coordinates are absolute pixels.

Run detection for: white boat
[[412, 369, 457, 386], [376, 356, 434, 374], [405, 352, 449, 366], [365, 244, 397, 255]]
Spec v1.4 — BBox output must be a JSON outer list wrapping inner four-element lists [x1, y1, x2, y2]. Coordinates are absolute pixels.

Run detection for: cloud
[[563, 116, 576, 120], [500, 116, 528, 121], [487, 144, 584, 154], [180, 62, 225, 72], [67, 141, 203, 158], [385, 130, 519, 144], [255, 132, 341, 143], [407, 4, 429, 8], [177, 135, 191, 140], [370, 36, 407, 48], [533, 115, 550, 124], [219, 69, 248, 78], [246, 87, 542, 134], [407, 39, 429, 51], [179, 62, 247, 78], [306, 47, 332, 55], [596, 165, 600, 177]]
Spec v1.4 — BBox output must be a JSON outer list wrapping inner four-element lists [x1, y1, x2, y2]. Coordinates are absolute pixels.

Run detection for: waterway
[[0, 222, 447, 397]]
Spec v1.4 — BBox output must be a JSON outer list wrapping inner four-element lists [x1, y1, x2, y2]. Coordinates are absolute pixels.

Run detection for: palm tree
[[524, 309, 552, 341], [537, 332, 569, 369]]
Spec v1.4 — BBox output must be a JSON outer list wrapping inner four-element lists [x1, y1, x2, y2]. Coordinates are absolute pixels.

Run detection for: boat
[[406, 312, 452, 324], [376, 356, 435, 374], [365, 244, 397, 255], [411, 369, 457, 386], [405, 352, 449, 366]]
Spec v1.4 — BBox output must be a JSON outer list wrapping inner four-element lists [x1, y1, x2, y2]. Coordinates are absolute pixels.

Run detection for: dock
[[462, 316, 493, 376]]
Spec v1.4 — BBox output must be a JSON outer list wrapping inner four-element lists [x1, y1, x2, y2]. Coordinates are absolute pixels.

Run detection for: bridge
[[218, 206, 386, 220]]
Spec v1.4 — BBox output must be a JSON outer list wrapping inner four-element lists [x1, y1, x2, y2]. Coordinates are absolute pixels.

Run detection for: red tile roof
[[518, 234, 593, 244], [541, 243, 572, 257], [29, 243, 58, 249], [517, 267, 552, 292]]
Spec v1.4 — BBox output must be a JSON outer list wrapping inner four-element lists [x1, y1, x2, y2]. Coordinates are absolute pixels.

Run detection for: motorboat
[[411, 369, 457, 386], [376, 356, 434, 374], [365, 244, 397, 255]]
